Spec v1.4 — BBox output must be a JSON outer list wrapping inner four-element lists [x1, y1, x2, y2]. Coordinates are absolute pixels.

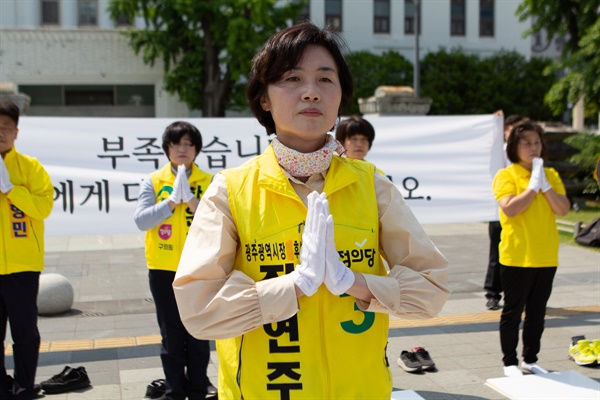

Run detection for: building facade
[[0, 0, 562, 117]]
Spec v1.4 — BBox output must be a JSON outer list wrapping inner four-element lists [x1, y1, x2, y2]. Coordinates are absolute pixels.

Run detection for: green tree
[[516, 0, 600, 118], [420, 48, 556, 118], [420, 48, 481, 115], [565, 132, 600, 195], [344, 51, 413, 115], [108, 0, 304, 117], [479, 51, 555, 120]]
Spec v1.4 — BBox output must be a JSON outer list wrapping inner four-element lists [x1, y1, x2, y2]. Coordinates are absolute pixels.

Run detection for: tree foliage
[[108, 0, 304, 116], [344, 51, 413, 115], [418, 48, 555, 119], [516, 0, 600, 118], [565, 132, 600, 195], [420, 48, 482, 114]]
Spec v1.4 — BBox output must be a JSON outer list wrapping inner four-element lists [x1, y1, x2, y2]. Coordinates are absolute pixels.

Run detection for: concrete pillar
[[572, 97, 584, 131]]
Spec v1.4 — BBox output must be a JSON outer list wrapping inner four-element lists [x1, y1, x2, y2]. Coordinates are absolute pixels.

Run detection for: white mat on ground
[[391, 390, 425, 400], [486, 370, 599, 399]]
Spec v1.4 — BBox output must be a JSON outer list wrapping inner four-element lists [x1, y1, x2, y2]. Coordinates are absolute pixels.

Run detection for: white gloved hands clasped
[[323, 197, 355, 295], [539, 163, 552, 193], [168, 164, 184, 204], [291, 191, 327, 297], [0, 156, 13, 194], [178, 164, 195, 202], [527, 157, 544, 193]]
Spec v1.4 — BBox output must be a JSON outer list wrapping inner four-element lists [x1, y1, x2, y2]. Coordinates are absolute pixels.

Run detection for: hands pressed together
[[527, 157, 552, 193], [291, 191, 355, 297], [167, 164, 194, 204], [0, 156, 13, 194]]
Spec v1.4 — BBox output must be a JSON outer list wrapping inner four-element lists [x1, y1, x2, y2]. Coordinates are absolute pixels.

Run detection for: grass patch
[[557, 201, 600, 252]]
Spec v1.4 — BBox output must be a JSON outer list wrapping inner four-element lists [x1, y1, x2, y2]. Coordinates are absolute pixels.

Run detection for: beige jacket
[[173, 170, 449, 340]]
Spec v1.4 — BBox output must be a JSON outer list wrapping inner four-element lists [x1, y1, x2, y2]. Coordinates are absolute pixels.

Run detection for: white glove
[[179, 164, 195, 203], [323, 197, 355, 296], [527, 157, 544, 193], [290, 191, 327, 296], [168, 165, 183, 204], [0, 156, 13, 194], [540, 166, 552, 193]]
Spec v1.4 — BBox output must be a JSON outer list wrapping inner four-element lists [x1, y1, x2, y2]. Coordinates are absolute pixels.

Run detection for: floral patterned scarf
[[272, 135, 346, 178]]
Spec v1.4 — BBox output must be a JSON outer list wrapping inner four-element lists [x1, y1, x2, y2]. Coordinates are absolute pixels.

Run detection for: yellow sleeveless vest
[[218, 145, 391, 399], [145, 163, 213, 271]]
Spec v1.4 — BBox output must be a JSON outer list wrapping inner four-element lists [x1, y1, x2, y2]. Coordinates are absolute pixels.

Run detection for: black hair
[[0, 100, 20, 126], [506, 123, 546, 164], [335, 116, 375, 149], [247, 22, 354, 135], [161, 121, 203, 158]]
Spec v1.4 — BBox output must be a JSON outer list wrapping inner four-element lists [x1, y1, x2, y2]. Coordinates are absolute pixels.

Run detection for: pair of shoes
[[521, 361, 548, 374], [503, 365, 523, 377], [569, 336, 597, 365], [145, 378, 166, 399], [206, 383, 218, 398], [486, 298, 501, 310], [397, 347, 435, 372], [40, 366, 91, 394]]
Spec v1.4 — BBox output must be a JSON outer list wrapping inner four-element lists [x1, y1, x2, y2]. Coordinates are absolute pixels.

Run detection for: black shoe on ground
[[486, 298, 500, 310], [145, 378, 166, 399], [206, 383, 218, 399], [412, 347, 435, 370], [397, 350, 422, 372], [40, 366, 91, 394], [5, 374, 43, 398]]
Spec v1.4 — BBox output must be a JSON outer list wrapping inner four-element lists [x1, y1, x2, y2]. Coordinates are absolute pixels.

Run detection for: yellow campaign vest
[[218, 146, 391, 400], [0, 147, 54, 274], [145, 163, 213, 271]]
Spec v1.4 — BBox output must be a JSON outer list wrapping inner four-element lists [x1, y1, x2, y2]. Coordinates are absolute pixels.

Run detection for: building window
[[450, 0, 465, 36], [78, 0, 98, 26], [41, 0, 60, 25], [20, 85, 155, 107], [479, 0, 494, 37], [325, 0, 342, 32], [295, 0, 310, 23], [404, 0, 421, 35], [374, 0, 390, 33]]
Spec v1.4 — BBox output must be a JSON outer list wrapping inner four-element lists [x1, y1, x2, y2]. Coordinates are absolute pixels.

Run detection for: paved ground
[[5, 222, 600, 399]]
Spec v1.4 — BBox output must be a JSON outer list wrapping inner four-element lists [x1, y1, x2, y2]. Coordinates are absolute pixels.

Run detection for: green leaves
[[516, 0, 599, 121], [107, 0, 303, 116]]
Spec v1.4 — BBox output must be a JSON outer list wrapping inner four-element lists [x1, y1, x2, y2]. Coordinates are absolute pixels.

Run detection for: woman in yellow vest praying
[[134, 121, 216, 400], [173, 23, 449, 399]]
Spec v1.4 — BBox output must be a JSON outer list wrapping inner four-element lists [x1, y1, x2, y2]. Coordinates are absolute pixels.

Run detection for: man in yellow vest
[[0, 100, 54, 399], [134, 121, 215, 400]]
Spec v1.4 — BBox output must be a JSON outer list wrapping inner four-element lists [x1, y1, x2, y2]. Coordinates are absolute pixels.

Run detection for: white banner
[[16, 115, 503, 236]]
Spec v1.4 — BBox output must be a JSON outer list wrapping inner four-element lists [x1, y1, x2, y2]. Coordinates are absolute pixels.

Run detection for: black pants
[[149, 270, 209, 400], [499, 265, 556, 366], [0, 272, 40, 400], [484, 221, 503, 300]]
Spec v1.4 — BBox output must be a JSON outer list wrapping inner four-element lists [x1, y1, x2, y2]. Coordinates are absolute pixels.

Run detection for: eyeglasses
[[518, 140, 542, 148], [0, 127, 17, 135], [169, 142, 194, 149], [347, 137, 369, 144]]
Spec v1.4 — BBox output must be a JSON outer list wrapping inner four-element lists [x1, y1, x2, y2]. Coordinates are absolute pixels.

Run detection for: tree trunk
[[202, 25, 230, 117]]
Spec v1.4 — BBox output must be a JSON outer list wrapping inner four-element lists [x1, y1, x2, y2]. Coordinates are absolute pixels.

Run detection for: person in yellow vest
[[173, 23, 449, 400], [134, 121, 216, 400], [0, 100, 53, 399], [492, 123, 570, 377]]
